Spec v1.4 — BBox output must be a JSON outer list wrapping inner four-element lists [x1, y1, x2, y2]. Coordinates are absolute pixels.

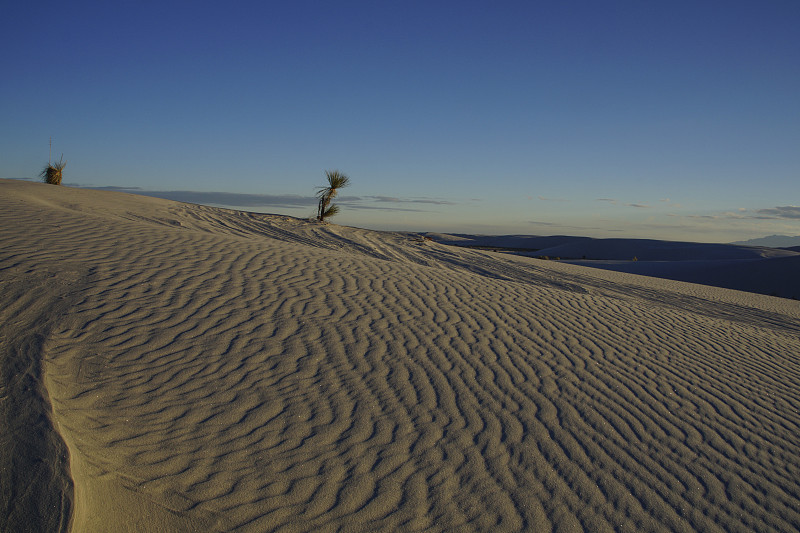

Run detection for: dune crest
[[2, 179, 799, 532]]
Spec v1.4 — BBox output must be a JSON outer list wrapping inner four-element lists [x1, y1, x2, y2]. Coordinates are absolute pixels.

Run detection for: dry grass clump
[[40, 156, 66, 185]]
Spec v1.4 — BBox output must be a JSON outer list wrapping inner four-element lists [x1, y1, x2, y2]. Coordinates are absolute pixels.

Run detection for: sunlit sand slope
[[1, 179, 799, 532]]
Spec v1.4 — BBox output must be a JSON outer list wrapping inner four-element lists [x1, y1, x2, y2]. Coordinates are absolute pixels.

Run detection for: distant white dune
[[530, 239, 795, 261], [429, 233, 796, 260], [731, 234, 800, 248], [562, 257, 800, 300], [429, 233, 800, 299]]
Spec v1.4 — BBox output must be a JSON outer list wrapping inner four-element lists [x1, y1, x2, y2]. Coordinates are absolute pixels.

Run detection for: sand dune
[[2, 178, 800, 532]]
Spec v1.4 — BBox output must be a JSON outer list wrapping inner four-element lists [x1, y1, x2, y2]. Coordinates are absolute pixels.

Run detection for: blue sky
[[2, 1, 798, 241]]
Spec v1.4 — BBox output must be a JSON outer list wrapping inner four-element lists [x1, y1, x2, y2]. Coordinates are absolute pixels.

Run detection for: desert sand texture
[[1, 178, 800, 532]]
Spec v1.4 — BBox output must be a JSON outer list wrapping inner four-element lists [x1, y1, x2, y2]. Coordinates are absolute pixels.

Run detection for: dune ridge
[[1, 179, 799, 532]]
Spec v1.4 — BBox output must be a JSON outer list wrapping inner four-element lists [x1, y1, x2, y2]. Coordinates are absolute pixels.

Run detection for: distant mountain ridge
[[730, 235, 800, 248]]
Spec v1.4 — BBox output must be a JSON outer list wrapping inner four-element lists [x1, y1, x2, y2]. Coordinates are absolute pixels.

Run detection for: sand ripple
[[2, 180, 799, 532]]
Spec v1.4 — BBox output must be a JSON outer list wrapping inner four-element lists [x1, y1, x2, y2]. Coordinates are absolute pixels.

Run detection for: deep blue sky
[[3, 1, 799, 241]]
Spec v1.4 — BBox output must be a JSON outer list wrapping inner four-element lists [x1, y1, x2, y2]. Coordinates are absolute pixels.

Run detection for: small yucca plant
[[316, 170, 350, 221], [40, 155, 66, 185]]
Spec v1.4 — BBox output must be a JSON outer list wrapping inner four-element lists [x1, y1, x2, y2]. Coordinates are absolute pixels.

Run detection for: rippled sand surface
[[2, 179, 799, 532]]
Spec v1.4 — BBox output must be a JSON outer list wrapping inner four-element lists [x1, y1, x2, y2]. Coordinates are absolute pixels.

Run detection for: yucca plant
[[316, 170, 350, 221], [320, 203, 340, 220], [40, 155, 66, 185]]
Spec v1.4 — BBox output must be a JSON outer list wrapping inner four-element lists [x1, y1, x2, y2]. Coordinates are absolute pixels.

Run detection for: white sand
[[2, 178, 799, 532]]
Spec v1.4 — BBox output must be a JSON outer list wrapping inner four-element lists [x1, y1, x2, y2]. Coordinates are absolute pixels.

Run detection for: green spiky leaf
[[325, 170, 350, 190], [316, 170, 350, 220], [321, 204, 340, 219]]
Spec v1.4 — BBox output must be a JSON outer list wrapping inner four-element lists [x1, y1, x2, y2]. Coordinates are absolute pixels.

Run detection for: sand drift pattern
[[1, 180, 799, 532]]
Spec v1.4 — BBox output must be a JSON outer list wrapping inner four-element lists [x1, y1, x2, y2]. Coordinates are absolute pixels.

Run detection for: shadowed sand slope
[[2, 179, 800, 532], [561, 257, 800, 301]]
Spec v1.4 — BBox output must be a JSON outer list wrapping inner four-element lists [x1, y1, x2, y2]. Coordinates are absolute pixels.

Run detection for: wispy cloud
[[684, 214, 720, 219], [527, 220, 614, 231], [756, 206, 800, 219], [338, 202, 425, 212], [694, 206, 800, 221], [338, 194, 455, 212], [537, 196, 568, 202], [364, 196, 456, 205], [597, 198, 670, 209]]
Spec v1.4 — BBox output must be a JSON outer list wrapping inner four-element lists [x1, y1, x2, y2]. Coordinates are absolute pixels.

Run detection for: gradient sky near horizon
[[2, 1, 799, 242]]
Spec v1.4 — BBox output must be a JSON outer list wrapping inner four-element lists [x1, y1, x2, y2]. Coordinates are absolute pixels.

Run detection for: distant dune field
[[2, 179, 799, 532], [428, 233, 800, 300]]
